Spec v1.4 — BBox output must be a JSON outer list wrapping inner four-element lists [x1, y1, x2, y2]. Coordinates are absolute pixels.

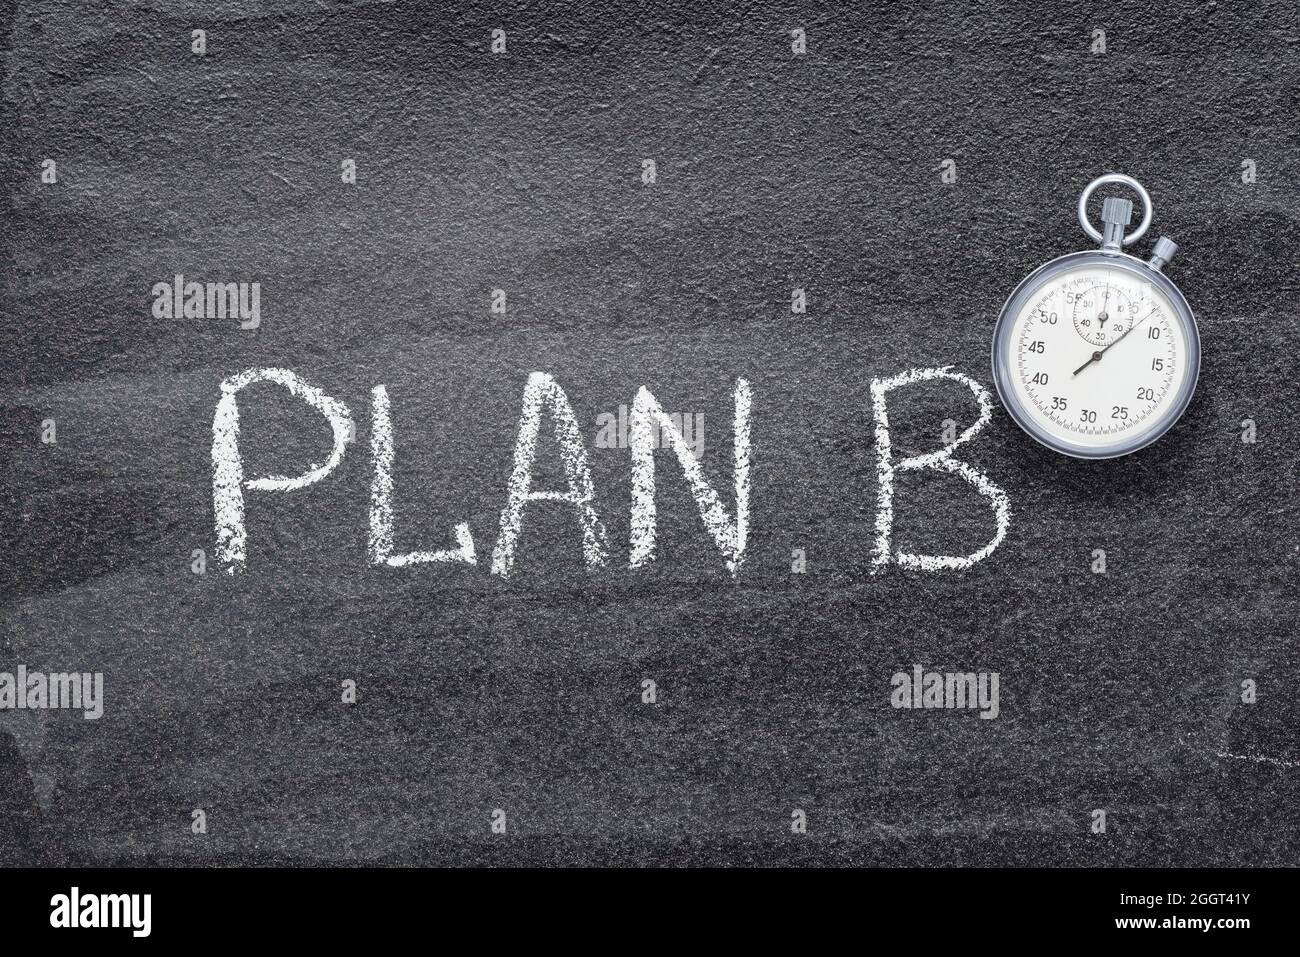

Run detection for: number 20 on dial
[[992, 174, 1201, 459]]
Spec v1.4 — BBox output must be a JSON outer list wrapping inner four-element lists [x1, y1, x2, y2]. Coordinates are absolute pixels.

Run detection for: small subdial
[[1071, 285, 1134, 346]]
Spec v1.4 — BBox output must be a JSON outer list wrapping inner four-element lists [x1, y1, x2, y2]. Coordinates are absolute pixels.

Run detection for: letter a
[[491, 372, 608, 578]]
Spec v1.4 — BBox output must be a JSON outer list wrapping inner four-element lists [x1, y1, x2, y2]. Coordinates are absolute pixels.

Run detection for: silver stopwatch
[[991, 173, 1200, 459]]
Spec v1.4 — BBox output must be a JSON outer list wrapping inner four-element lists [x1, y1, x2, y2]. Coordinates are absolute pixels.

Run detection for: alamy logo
[[0, 665, 103, 719], [595, 404, 704, 456], [50, 887, 151, 937], [151, 274, 261, 329], [890, 664, 999, 719]]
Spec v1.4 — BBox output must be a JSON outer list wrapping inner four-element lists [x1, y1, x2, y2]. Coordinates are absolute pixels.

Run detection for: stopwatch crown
[[1148, 236, 1179, 273], [1099, 197, 1133, 250], [1101, 196, 1133, 225]]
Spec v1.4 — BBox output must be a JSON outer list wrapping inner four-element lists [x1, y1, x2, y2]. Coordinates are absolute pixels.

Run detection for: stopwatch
[[990, 174, 1200, 459]]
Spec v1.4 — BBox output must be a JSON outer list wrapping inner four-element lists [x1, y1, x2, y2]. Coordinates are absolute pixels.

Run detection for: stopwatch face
[[991, 251, 1200, 459]]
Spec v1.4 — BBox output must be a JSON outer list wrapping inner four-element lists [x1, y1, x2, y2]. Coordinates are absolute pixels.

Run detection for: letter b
[[870, 367, 1010, 570]]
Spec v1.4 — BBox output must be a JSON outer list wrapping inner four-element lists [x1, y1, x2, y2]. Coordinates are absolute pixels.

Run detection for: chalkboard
[[2, 0, 1298, 866]]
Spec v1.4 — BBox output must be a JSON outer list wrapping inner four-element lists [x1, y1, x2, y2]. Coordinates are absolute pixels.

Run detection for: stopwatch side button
[[1100, 197, 1134, 251], [1148, 236, 1179, 273]]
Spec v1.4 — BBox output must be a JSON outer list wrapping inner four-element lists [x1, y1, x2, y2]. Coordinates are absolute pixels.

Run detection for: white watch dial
[[1008, 264, 1190, 451]]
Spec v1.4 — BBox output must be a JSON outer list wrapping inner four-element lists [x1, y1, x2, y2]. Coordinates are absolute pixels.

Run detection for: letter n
[[629, 379, 751, 576]]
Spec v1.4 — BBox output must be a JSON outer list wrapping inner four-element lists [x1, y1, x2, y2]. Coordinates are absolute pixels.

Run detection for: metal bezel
[[990, 250, 1201, 460]]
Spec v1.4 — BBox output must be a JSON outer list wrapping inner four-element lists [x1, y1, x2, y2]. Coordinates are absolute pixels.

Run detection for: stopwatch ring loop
[[1077, 173, 1153, 246]]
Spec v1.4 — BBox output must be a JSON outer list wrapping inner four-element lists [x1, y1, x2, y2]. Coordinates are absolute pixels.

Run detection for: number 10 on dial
[[991, 174, 1200, 458]]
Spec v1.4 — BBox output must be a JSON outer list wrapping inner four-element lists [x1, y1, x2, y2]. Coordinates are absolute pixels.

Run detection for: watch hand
[[1092, 285, 1111, 341], [1073, 308, 1158, 377], [1073, 349, 1104, 376]]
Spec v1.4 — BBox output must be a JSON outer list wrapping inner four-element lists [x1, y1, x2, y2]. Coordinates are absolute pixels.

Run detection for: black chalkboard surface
[[2, 0, 1297, 867]]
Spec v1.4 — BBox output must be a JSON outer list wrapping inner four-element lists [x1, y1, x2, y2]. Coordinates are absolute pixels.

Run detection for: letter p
[[212, 368, 353, 573]]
